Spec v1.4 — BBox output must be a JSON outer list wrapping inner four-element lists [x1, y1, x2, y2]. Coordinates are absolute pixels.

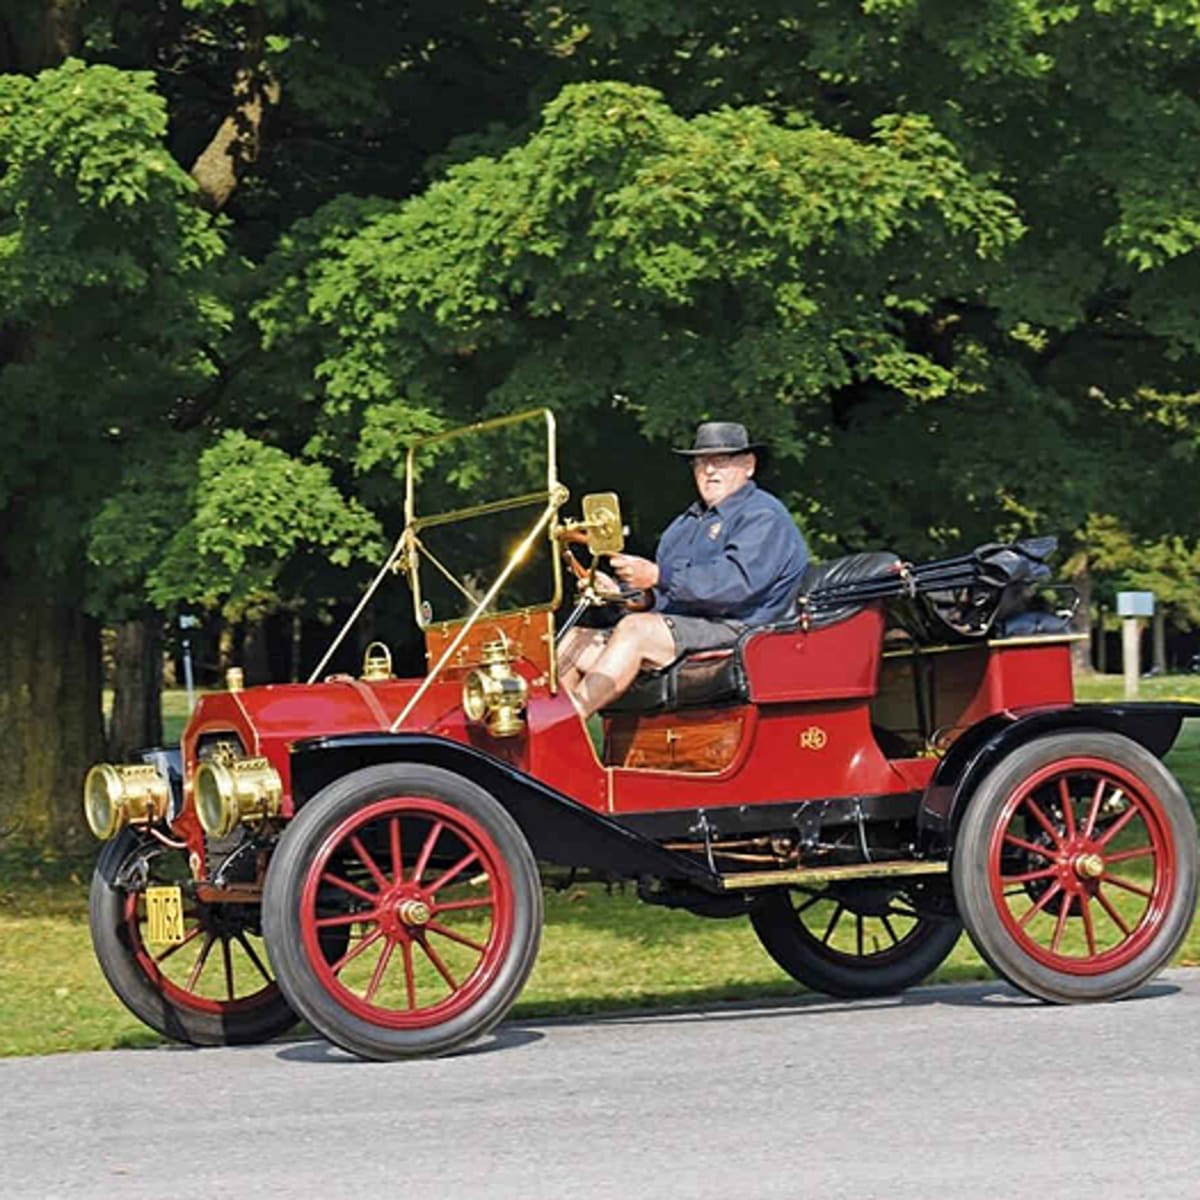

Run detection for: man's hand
[[587, 568, 619, 594], [609, 554, 660, 590]]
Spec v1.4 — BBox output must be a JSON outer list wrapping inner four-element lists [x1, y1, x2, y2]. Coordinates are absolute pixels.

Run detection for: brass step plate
[[719, 860, 949, 891], [144, 885, 186, 944]]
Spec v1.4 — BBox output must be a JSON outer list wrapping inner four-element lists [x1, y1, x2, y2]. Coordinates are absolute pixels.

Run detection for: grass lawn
[[3, 675, 1199, 1058]]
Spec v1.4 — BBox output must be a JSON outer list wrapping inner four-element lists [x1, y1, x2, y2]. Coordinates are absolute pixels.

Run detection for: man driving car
[[560, 421, 809, 717]]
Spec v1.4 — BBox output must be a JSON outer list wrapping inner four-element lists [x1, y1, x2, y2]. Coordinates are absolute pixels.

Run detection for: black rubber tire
[[952, 731, 1198, 1003], [749, 884, 962, 998], [263, 764, 542, 1061], [89, 831, 299, 1046]]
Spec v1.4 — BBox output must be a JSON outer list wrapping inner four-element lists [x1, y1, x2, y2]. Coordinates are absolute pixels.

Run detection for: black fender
[[289, 732, 721, 892], [916, 702, 1200, 854]]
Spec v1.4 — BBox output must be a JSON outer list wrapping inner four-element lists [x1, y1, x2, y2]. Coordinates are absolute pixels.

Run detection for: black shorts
[[660, 614, 745, 656]]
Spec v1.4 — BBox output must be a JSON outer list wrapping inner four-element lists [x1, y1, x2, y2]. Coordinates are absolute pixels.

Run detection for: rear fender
[[289, 733, 720, 891], [916, 702, 1200, 854]]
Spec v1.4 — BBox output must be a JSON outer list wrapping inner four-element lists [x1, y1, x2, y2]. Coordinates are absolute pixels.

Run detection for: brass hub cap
[[1073, 852, 1105, 880], [397, 898, 432, 927]]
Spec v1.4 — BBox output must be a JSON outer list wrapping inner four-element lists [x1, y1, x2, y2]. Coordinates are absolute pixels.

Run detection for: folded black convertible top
[[798, 537, 1060, 640]]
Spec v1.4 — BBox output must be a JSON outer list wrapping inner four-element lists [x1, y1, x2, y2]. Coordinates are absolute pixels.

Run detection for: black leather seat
[[600, 551, 900, 716]]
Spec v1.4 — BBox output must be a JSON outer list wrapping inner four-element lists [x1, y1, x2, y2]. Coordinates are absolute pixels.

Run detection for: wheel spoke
[[1003, 833, 1058, 861], [350, 835, 390, 891], [186, 932, 217, 992], [401, 938, 417, 1010], [1001, 866, 1058, 885], [153, 923, 203, 963], [1101, 872, 1152, 899], [1083, 778, 1107, 838], [322, 871, 378, 903], [880, 915, 900, 946], [1095, 804, 1140, 848], [390, 816, 404, 885], [855, 914, 864, 958], [1079, 895, 1097, 957], [1096, 887, 1132, 936], [1058, 777, 1077, 839], [1105, 844, 1154, 865], [411, 821, 444, 884], [792, 893, 822, 916], [1023, 794, 1063, 846], [235, 931, 273, 986], [1049, 893, 1073, 954], [315, 910, 374, 928], [417, 933, 458, 990], [364, 938, 397, 1004], [820, 903, 844, 947], [426, 919, 487, 953], [432, 896, 494, 914], [331, 927, 383, 974], [428, 850, 480, 896], [221, 937, 236, 1001], [1017, 881, 1063, 928]]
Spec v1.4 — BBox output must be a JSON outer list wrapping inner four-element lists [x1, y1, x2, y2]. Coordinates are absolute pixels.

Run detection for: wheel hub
[[397, 898, 432, 927], [1073, 852, 1104, 881]]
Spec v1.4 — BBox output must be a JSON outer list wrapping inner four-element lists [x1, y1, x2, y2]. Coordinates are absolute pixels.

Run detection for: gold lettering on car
[[799, 726, 828, 751]]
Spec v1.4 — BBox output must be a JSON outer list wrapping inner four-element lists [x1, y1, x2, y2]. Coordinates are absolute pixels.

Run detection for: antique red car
[[83, 411, 1199, 1060]]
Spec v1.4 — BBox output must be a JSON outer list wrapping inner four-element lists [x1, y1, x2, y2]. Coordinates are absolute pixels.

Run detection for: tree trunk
[[1153, 609, 1167, 674], [1095, 605, 1108, 673], [242, 618, 271, 685], [108, 617, 163, 759], [1070, 560, 1093, 674], [0, 569, 104, 853]]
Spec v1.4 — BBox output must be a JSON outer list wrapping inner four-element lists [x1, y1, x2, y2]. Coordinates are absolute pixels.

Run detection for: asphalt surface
[[3, 971, 1199, 1200]]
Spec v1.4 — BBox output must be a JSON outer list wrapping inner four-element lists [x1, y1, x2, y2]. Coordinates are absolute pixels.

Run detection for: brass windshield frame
[[403, 409, 565, 632]]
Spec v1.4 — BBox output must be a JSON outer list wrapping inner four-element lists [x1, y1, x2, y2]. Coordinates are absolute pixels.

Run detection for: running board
[[719, 860, 948, 891]]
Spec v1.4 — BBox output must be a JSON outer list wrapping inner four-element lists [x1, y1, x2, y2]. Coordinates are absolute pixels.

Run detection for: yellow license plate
[[145, 885, 185, 945]]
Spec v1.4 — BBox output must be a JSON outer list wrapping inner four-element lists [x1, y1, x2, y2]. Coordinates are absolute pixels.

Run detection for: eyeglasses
[[692, 453, 746, 472]]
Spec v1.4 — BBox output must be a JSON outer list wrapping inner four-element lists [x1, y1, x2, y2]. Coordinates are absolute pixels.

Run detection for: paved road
[[3, 972, 1199, 1200]]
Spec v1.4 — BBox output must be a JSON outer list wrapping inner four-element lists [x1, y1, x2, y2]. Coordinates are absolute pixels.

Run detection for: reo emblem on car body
[[799, 726, 828, 750]]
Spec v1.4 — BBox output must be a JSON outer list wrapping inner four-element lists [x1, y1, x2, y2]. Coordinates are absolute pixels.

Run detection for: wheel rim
[[299, 796, 515, 1028], [124, 853, 281, 1016], [986, 756, 1177, 975], [787, 885, 936, 966]]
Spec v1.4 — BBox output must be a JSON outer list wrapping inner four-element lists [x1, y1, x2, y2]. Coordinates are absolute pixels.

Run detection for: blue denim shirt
[[653, 482, 809, 625]]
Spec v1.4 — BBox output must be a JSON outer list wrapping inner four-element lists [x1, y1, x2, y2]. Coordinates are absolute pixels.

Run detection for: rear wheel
[[263, 764, 542, 1061], [952, 731, 1198, 1003], [89, 831, 298, 1046], [750, 879, 962, 997]]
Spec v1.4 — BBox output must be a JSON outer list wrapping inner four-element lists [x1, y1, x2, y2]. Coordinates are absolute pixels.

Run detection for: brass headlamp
[[194, 756, 283, 838], [461, 638, 528, 738], [83, 763, 170, 841]]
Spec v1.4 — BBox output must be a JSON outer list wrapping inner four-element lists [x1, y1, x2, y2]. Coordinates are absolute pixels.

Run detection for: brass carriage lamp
[[461, 638, 528, 738], [83, 763, 170, 840], [194, 757, 283, 838]]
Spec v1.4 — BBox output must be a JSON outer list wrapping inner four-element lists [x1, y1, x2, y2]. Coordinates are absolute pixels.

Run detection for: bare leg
[[570, 613, 676, 718], [557, 627, 610, 693]]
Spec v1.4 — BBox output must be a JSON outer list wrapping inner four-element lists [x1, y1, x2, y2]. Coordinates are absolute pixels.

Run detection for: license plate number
[[145, 886, 185, 945]]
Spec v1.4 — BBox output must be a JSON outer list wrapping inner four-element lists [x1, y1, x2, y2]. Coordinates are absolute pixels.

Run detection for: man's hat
[[673, 421, 766, 457]]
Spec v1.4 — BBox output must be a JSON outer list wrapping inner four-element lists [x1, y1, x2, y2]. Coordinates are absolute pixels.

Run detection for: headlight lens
[[462, 670, 489, 721], [84, 764, 122, 840]]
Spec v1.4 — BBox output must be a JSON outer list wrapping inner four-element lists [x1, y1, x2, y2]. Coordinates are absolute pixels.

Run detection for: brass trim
[[83, 762, 170, 840], [718, 860, 948, 891], [410, 488, 559, 533], [194, 757, 283, 837]]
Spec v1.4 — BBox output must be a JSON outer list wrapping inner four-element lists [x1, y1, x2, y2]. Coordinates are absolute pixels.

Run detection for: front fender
[[916, 702, 1200, 853], [289, 732, 720, 890]]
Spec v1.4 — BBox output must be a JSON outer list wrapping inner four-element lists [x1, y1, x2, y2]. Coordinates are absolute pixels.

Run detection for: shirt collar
[[687, 479, 758, 518]]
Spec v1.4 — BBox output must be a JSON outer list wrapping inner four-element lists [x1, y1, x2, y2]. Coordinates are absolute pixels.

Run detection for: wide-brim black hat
[[673, 420, 767, 457]]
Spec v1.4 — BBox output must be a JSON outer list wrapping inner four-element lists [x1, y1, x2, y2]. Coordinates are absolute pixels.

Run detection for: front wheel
[[952, 731, 1198, 1003], [263, 764, 542, 1061], [89, 831, 298, 1046]]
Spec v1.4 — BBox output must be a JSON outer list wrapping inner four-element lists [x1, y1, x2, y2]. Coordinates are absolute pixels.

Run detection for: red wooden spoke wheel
[[750, 880, 961, 998], [263, 764, 542, 1061], [953, 731, 1198, 1003], [89, 831, 298, 1046]]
